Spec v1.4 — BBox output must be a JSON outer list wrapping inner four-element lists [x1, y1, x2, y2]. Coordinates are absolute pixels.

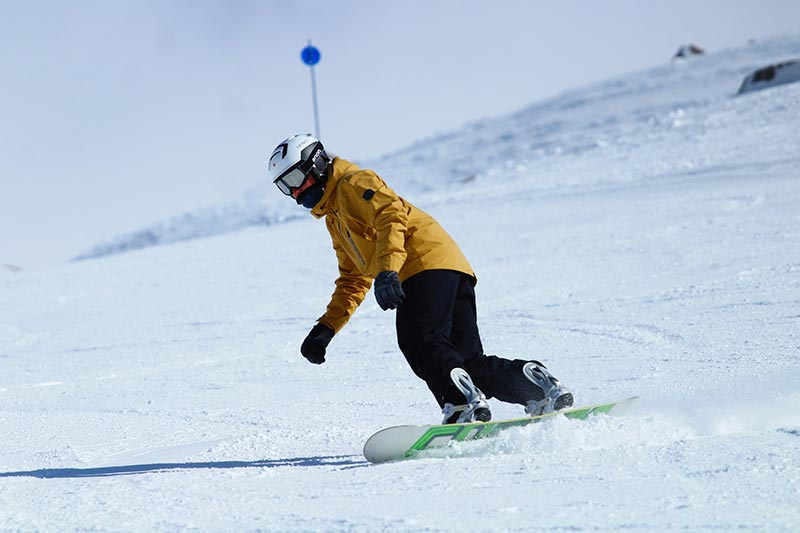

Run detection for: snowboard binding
[[441, 368, 492, 424], [522, 361, 574, 416]]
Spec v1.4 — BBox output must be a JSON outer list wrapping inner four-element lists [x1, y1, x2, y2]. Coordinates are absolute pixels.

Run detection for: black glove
[[300, 323, 334, 364], [374, 270, 405, 310]]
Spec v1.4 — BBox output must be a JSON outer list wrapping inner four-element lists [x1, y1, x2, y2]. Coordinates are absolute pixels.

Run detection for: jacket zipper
[[345, 228, 367, 266], [334, 209, 367, 267]]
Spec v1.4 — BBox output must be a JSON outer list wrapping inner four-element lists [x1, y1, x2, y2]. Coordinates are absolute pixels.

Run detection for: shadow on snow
[[0, 455, 368, 479]]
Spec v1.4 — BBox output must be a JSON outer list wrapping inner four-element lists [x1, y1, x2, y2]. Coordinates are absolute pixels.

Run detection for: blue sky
[[2, 0, 800, 268]]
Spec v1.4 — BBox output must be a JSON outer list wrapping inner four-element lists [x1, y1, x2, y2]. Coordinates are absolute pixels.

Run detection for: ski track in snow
[[2, 34, 800, 531]]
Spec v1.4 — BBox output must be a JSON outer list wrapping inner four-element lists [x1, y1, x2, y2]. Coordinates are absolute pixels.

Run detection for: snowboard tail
[[364, 396, 638, 464]]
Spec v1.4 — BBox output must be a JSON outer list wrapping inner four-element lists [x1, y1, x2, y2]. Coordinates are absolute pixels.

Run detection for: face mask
[[297, 182, 325, 209]]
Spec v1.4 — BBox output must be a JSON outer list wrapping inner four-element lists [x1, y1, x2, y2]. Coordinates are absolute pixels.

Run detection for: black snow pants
[[395, 269, 541, 408]]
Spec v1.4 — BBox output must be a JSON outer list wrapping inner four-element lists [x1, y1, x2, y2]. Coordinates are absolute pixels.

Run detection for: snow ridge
[[76, 33, 800, 261]]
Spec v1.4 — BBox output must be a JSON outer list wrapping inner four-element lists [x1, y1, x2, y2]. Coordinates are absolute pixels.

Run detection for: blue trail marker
[[301, 41, 321, 138]]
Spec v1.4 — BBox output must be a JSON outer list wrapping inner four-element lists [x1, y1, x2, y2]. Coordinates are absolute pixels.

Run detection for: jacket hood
[[310, 157, 359, 219]]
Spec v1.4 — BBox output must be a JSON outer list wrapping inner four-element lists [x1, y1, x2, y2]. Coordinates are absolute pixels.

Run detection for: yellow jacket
[[311, 157, 474, 333]]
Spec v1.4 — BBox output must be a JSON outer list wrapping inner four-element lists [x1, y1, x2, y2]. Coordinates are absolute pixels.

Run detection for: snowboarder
[[268, 134, 573, 423]]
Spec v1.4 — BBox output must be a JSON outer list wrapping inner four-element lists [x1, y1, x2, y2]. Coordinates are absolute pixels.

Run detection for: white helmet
[[268, 134, 329, 205]]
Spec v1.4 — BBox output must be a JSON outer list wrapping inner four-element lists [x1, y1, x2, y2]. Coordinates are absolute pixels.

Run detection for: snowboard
[[363, 396, 639, 464]]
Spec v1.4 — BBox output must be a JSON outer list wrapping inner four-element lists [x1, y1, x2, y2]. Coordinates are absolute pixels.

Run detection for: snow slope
[[2, 35, 800, 531]]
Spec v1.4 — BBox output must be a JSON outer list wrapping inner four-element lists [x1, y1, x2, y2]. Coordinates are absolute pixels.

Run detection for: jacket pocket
[[344, 228, 368, 267], [345, 217, 377, 241]]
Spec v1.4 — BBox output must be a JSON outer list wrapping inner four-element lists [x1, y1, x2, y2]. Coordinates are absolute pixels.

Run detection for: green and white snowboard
[[363, 396, 639, 464]]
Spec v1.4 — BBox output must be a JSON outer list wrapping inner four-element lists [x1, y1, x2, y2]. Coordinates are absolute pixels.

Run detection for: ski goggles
[[273, 166, 312, 196]]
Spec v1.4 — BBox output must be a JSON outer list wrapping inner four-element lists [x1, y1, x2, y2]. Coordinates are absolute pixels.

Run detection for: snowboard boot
[[522, 361, 574, 416], [441, 368, 492, 424]]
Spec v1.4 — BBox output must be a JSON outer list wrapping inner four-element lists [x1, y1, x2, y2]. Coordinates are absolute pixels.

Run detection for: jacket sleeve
[[318, 237, 373, 334], [371, 182, 408, 273]]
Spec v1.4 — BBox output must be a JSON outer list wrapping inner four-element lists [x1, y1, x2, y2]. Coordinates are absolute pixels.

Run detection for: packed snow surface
[[2, 35, 800, 531]]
